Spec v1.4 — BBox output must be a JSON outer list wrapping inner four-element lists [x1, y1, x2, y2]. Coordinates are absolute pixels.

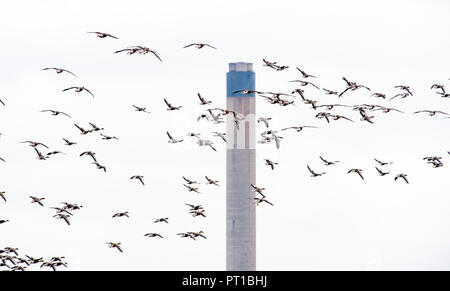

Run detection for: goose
[[53, 214, 70, 226], [130, 175, 145, 186], [320, 156, 339, 166], [3, 247, 19, 256], [41, 110, 71, 118], [197, 113, 210, 122], [291, 88, 306, 99], [303, 98, 318, 110], [185, 204, 203, 211], [132, 105, 151, 114], [29, 196, 45, 206], [264, 159, 278, 170], [431, 84, 445, 93], [263, 59, 278, 67], [315, 112, 331, 123], [374, 158, 392, 166], [164, 98, 182, 111], [251, 184, 266, 196], [0, 192, 6, 202], [188, 231, 207, 239], [144, 233, 164, 238], [359, 110, 374, 124], [331, 114, 354, 122], [307, 165, 326, 177], [191, 210, 206, 218], [167, 131, 183, 143], [49, 207, 73, 216], [100, 133, 119, 140], [374, 107, 404, 114], [62, 86, 94, 98], [115, 46, 162, 61], [394, 85, 413, 96], [371, 93, 386, 99], [21, 141, 49, 148], [80, 151, 97, 162], [289, 80, 320, 90], [394, 174, 409, 184], [89, 123, 104, 131], [257, 117, 272, 128], [274, 65, 289, 71], [177, 233, 196, 240], [339, 77, 370, 97], [74, 123, 94, 135], [207, 109, 224, 124], [154, 218, 169, 223], [348, 168, 364, 180], [197, 93, 212, 105], [112, 211, 129, 218], [316, 104, 350, 111], [106, 242, 123, 253], [413, 110, 449, 117], [322, 88, 339, 96], [62, 138, 77, 146], [296, 67, 316, 78], [281, 125, 318, 132], [61, 202, 83, 211], [197, 138, 217, 151], [232, 90, 263, 95], [34, 148, 48, 160], [375, 167, 389, 176], [183, 43, 216, 49], [212, 132, 226, 142], [87, 31, 119, 39], [253, 197, 274, 206], [47, 151, 65, 156], [42, 67, 76, 77], [50, 256, 66, 262], [389, 92, 410, 101], [183, 184, 200, 193], [205, 176, 219, 186], [92, 162, 106, 172], [25, 256, 43, 264], [183, 176, 198, 185]]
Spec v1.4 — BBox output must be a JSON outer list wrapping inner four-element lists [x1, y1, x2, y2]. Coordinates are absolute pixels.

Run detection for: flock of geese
[[1, 30, 449, 270]]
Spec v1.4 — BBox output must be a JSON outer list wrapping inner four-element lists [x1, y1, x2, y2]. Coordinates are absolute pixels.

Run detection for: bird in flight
[[375, 167, 390, 176], [145, 233, 164, 238], [257, 117, 272, 128], [320, 156, 339, 166], [253, 197, 274, 206], [413, 110, 449, 117], [29, 196, 45, 206], [296, 67, 316, 78], [394, 174, 409, 184], [197, 93, 212, 105], [106, 242, 123, 253], [182, 176, 198, 185], [154, 218, 169, 223], [167, 131, 183, 143], [74, 124, 94, 135], [183, 43, 217, 49], [281, 125, 318, 132], [348, 168, 364, 180], [307, 165, 326, 177], [21, 140, 49, 148], [322, 88, 339, 96], [205, 176, 219, 186], [112, 211, 129, 218], [41, 110, 72, 118], [87, 31, 119, 39], [394, 85, 413, 96], [212, 132, 226, 143], [115, 46, 162, 61], [132, 105, 151, 114], [264, 159, 278, 170], [62, 86, 94, 98], [164, 98, 182, 111], [374, 158, 392, 166], [130, 175, 145, 186], [42, 67, 77, 77], [80, 151, 97, 162], [184, 184, 200, 193]]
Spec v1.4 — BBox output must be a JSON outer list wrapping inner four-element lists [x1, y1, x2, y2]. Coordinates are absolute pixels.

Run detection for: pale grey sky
[[0, 0, 449, 270]]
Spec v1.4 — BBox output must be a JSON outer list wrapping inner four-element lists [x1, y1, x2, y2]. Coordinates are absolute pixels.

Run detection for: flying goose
[[167, 131, 183, 143], [130, 175, 145, 186], [374, 158, 392, 166], [375, 167, 390, 176], [53, 214, 70, 226], [154, 218, 169, 223], [100, 133, 119, 140], [394, 85, 413, 96], [106, 242, 123, 253], [177, 232, 196, 240], [315, 112, 331, 123], [212, 132, 226, 142], [164, 98, 182, 111], [348, 168, 364, 180], [183, 43, 216, 49], [394, 174, 409, 184], [191, 209, 206, 218], [320, 156, 339, 166], [322, 88, 339, 96], [29, 196, 45, 206], [197, 93, 212, 105], [92, 162, 106, 172], [296, 67, 316, 78], [62, 86, 94, 98], [316, 104, 350, 111], [62, 138, 76, 146], [41, 110, 72, 118], [80, 151, 97, 162], [115, 46, 162, 61], [264, 159, 278, 170], [251, 184, 266, 196], [183, 176, 198, 184], [74, 124, 94, 135], [112, 211, 129, 218], [339, 77, 370, 97], [188, 231, 207, 239], [185, 204, 203, 211], [132, 105, 151, 114], [183, 184, 200, 193], [413, 110, 449, 117], [253, 197, 274, 206], [389, 92, 410, 101], [359, 110, 374, 124], [205, 176, 219, 186], [257, 117, 272, 128], [431, 84, 445, 93], [145, 233, 164, 238], [34, 148, 48, 160], [21, 141, 49, 148], [197, 138, 217, 151], [289, 80, 320, 90], [232, 89, 263, 95], [197, 113, 210, 122], [374, 107, 404, 114], [281, 125, 318, 132], [291, 88, 306, 99], [42, 67, 76, 77], [307, 165, 326, 177], [207, 109, 224, 124], [89, 123, 104, 131], [87, 31, 119, 39]]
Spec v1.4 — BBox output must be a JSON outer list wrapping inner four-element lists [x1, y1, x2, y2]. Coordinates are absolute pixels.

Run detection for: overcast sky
[[1, 0, 449, 270]]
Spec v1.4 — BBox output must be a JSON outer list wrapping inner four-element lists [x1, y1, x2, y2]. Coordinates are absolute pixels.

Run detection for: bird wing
[[62, 87, 76, 92], [357, 171, 364, 180], [62, 69, 77, 77], [151, 51, 163, 62], [338, 87, 350, 97], [183, 44, 195, 48], [83, 88, 95, 98], [307, 165, 315, 175], [205, 44, 217, 49]]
